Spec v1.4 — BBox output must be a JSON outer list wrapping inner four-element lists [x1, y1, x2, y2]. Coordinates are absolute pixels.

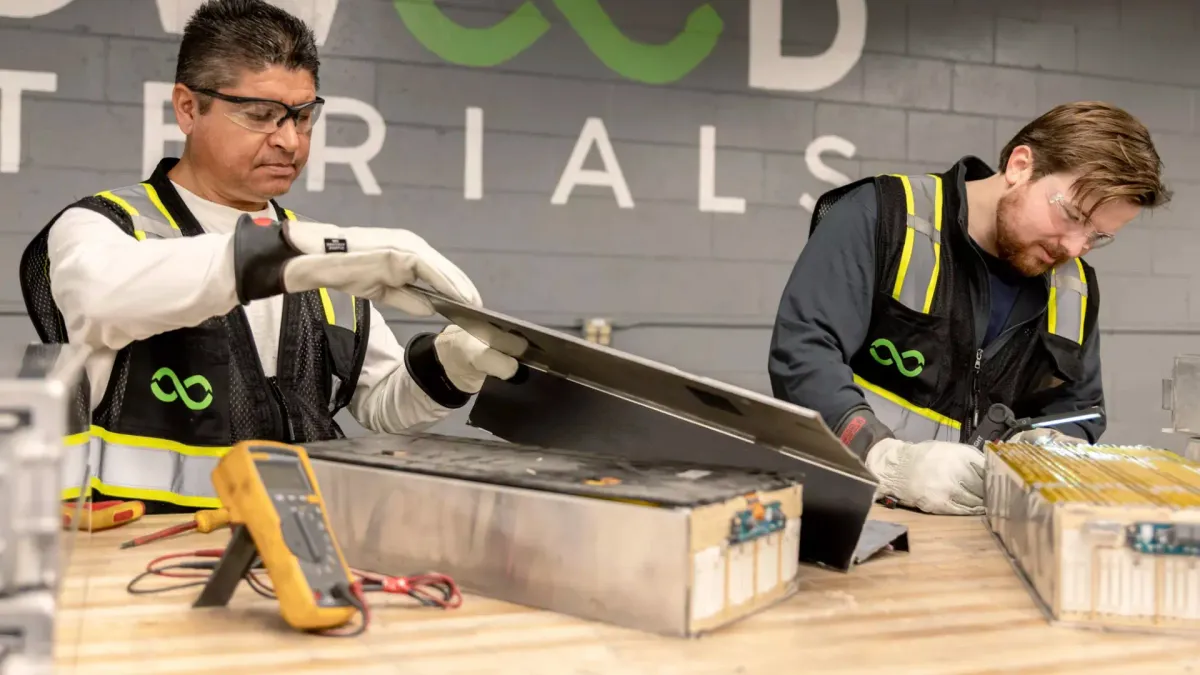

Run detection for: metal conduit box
[[0, 343, 91, 675], [1163, 354, 1200, 461], [306, 432, 804, 637]]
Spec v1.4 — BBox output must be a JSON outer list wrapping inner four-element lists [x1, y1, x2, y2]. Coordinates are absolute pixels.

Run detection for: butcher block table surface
[[53, 507, 1200, 675]]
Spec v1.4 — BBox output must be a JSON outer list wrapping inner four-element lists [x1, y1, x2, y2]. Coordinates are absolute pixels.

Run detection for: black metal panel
[[411, 288, 875, 483]]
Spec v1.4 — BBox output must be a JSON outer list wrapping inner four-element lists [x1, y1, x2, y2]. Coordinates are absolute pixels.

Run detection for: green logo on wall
[[151, 367, 214, 411], [392, 0, 724, 84], [869, 339, 925, 378]]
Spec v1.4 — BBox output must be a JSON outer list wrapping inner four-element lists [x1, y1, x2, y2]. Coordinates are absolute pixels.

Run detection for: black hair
[[175, 0, 320, 112]]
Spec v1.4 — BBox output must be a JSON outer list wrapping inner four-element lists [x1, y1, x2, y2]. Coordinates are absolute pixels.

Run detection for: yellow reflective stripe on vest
[[283, 209, 358, 333], [1048, 259, 1087, 344], [95, 183, 180, 241], [854, 375, 961, 443], [95, 190, 138, 216], [59, 430, 93, 500], [888, 174, 944, 314], [142, 183, 180, 230], [319, 288, 358, 331], [81, 425, 226, 508]]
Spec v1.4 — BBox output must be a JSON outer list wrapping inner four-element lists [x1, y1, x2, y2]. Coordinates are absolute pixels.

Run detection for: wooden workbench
[[53, 507, 1200, 675]]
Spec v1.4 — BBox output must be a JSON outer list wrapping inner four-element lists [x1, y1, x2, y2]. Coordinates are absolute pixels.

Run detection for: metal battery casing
[[306, 432, 804, 637], [0, 343, 90, 675], [407, 287, 885, 572]]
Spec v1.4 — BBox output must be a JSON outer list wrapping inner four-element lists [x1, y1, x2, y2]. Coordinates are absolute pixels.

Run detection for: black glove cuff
[[834, 406, 895, 460], [404, 332, 471, 409], [233, 214, 301, 304]]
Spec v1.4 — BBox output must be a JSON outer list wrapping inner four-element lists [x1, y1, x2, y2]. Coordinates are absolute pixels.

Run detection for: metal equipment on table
[[966, 403, 1105, 451], [0, 343, 90, 675], [307, 431, 805, 637], [192, 440, 363, 634], [128, 441, 460, 638], [405, 287, 896, 573], [986, 439, 1200, 634], [1163, 354, 1200, 461]]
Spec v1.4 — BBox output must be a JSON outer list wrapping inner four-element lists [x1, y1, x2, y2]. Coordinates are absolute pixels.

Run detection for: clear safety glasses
[[1048, 192, 1115, 250], [193, 88, 325, 135]]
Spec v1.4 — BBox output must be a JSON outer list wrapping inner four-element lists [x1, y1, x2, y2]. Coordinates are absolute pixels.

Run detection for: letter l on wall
[[698, 125, 745, 214]]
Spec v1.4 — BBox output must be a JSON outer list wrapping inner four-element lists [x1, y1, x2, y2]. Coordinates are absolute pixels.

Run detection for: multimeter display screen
[[256, 459, 312, 494]]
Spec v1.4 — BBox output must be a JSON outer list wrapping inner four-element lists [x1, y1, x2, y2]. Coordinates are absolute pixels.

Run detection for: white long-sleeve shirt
[[45, 181, 452, 435]]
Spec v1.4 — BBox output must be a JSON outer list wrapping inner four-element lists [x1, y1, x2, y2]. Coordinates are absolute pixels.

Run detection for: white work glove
[[865, 438, 986, 516], [432, 325, 519, 394], [1007, 428, 1085, 445], [280, 221, 481, 315]]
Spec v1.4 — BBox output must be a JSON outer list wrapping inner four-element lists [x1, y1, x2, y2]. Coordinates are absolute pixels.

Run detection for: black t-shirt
[[979, 249, 1025, 347]]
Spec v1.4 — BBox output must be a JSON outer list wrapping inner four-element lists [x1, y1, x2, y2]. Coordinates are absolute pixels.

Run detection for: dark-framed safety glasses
[[192, 87, 325, 134]]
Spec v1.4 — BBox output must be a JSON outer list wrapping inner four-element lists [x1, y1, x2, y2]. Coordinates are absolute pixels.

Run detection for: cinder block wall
[[0, 0, 1196, 448]]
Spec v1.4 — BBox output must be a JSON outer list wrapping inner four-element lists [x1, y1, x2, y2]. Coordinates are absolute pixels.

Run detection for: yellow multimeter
[[196, 440, 358, 632]]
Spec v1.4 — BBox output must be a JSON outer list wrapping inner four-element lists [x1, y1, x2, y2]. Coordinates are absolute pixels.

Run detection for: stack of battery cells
[[986, 439, 1200, 634]]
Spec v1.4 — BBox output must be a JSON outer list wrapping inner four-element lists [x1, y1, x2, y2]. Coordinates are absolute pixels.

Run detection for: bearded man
[[768, 101, 1170, 516]]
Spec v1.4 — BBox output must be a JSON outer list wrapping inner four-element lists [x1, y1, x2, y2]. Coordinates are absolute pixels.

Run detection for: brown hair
[[998, 101, 1171, 220]]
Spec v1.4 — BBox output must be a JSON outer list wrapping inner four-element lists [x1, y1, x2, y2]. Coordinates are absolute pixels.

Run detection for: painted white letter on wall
[[698, 125, 745, 214], [154, 0, 338, 45], [143, 81, 184, 177], [0, 70, 57, 174], [307, 96, 386, 195], [464, 106, 483, 200], [799, 135, 856, 213], [552, 117, 633, 209], [748, 0, 866, 93]]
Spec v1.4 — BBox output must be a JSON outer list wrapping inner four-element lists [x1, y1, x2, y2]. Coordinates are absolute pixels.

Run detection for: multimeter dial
[[257, 456, 346, 605]]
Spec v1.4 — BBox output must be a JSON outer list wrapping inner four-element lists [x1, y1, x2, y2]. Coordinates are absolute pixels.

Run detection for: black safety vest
[[20, 158, 371, 508], [811, 159, 1097, 444]]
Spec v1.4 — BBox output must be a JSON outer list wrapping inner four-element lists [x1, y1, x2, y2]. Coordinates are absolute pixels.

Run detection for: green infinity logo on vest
[[869, 338, 925, 378], [392, 0, 723, 84], [150, 367, 214, 411]]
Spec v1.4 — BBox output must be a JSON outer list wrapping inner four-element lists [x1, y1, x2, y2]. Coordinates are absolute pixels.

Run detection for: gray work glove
[[281, 221, 480, 315], [231, 215, 481, 316], [431, 325, 519, 394], [865, 438, 986, 516]]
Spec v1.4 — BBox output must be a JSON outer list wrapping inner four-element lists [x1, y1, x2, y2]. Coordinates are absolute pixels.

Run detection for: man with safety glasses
[[20, 0, 517, 512], [768, 102, 1171, 516]]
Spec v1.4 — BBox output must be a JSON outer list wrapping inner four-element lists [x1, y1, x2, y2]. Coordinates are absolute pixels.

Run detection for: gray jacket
[[767, 180, 1106, 445]]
